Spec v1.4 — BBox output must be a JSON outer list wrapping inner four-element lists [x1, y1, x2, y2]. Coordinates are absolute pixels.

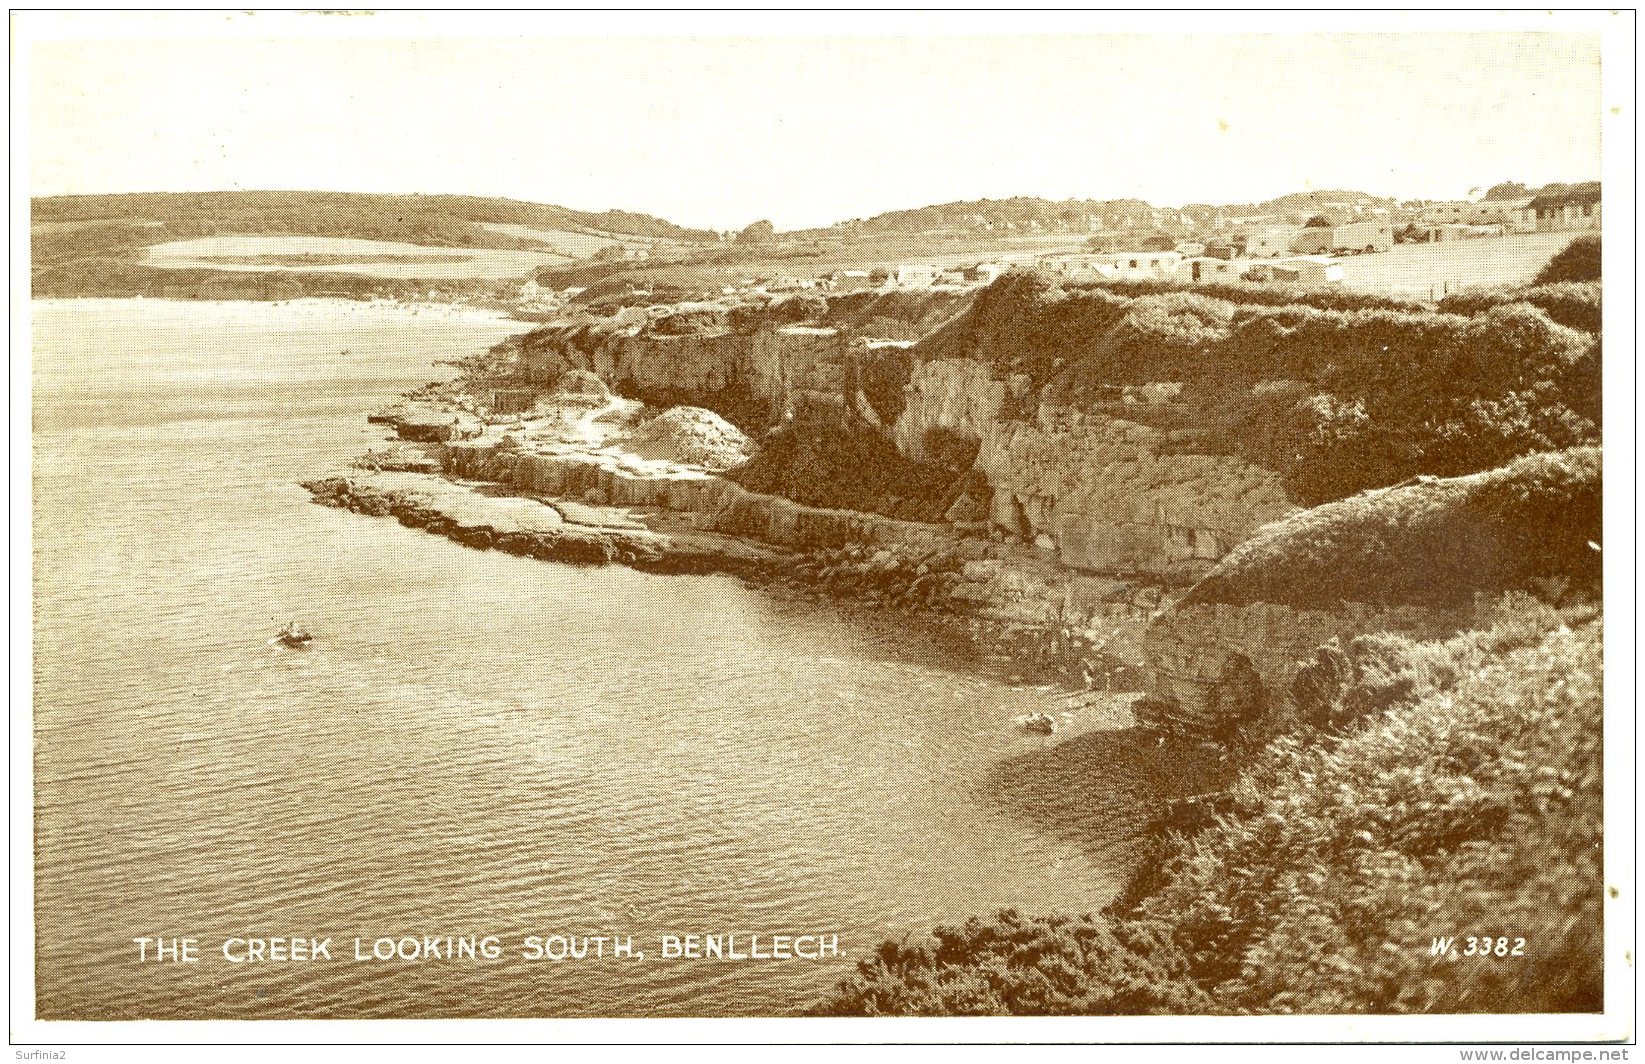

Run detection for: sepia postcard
[[9, 9, 1636, 1053]]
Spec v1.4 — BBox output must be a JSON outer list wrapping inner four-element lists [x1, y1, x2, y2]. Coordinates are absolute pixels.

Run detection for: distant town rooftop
[[1529, 182, 1601, 209]]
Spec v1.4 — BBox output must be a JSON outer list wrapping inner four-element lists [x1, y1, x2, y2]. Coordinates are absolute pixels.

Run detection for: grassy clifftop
[[1178, 447, 1602, 611], [915, 270, 1601, 504]]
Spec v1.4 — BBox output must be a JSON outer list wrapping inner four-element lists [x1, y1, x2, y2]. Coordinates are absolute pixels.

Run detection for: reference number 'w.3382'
[[1430, 936, 1527, 959]]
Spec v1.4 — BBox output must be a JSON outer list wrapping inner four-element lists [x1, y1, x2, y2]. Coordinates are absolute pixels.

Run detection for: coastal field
[[140, 234, 577, 279], [1336, 231, 1575, 296], [472, 222, 687, 258]]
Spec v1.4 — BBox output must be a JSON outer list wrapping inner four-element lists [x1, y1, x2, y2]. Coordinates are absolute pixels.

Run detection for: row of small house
[[1035, 251, 1346, 287], [1411, 182, 1601, 236], [753, 262, 1014, 293]]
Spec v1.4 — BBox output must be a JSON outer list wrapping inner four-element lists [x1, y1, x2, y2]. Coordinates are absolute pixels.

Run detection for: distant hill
[[804, 190, 1409, 239], [828, 197, 1163, 237], [31, 190, 720, 299], [1256, 189, 1397, 212], [32, 191, 717, 260]]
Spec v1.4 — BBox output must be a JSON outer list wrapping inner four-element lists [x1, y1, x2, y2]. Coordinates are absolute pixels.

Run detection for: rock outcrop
[[517, 322, 855, 428], [891, 358, 1297, 577], [1138, 448, 1602, 735], [328, 278, 1602, 736]]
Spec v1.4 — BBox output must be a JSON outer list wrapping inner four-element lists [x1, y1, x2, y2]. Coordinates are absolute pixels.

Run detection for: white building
[[1184, 257, 1252, 283], [1269, 255, 1345, 286], [1244, 225, 1302, 258], [1418, 199, 1534, 233], [1037, 251, 1184, 282], [893, 263, 939, 287]]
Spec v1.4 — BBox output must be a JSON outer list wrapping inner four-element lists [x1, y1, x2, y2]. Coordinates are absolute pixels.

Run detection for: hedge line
[[1438, 281, 1602, 333], [1077, 276, 1435, 314]]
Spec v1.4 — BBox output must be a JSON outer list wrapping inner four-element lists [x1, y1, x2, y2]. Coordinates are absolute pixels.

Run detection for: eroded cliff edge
[[308, 272, 1602, 730]]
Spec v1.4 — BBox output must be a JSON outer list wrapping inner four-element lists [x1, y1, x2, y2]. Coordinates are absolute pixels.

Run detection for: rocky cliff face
[[518, 322, 853, 428], [892, 358, 1297, 577], [1142, 599, 1473, 734], [434, 284, 1597, 743], [516, 310, 1302, 583], [437, 432, 1168, 678], [1137, 448, 1602, 735]]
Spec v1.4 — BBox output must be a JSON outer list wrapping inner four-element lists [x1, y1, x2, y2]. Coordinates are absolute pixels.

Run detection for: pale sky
[[20, 12, 1608, 232]]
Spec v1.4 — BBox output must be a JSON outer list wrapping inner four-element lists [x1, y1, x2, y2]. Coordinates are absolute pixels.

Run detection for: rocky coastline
[[304, 401, 1166, 690], [304, 271, 1601, 741]]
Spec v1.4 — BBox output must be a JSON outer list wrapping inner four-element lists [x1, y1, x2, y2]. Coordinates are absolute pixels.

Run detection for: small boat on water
[[273, 621, 313, 649]]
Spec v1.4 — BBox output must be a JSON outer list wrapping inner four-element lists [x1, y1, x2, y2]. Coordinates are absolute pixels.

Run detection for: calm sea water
[[32, 298, 1173, 1019]]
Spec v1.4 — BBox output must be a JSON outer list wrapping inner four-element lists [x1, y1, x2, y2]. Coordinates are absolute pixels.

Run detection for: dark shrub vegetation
[[849, 343, 917, 425], [1084, 277, 1434, 314], [815, 910, 1211, 1016], [1136, 613, 1602, 1014], [1533, 233, 1601, 284], [729, 400, 973, 522], [1179, 447, 1601, 610], [1438, 281, 1602, 334], [823, 610, 1603, 1015]]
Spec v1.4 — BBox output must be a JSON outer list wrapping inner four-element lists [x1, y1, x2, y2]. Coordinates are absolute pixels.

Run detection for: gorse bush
[[1140, 614, 1602, 1014], [1533, 233, 1601, 285], [1438, 281, 1602, 334], [814, 910, 1211, 1016]]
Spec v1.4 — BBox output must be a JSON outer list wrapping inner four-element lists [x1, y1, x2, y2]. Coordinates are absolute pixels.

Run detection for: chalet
[[1184, 257, 1250, 283], [893, 263, 939, 287], [1269, 255, 1345, 286], [1418, 198, 1534, 233], [1291, 220, 1392, 255], [1037, 251, 1183, 282], [1244, 225, 1300, 258], [1433, 223, 1504, 241], [1527, 183, 1601, 232]]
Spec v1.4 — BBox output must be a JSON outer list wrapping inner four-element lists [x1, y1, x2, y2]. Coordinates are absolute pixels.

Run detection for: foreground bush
[[821, 611, 1604, 1015], [1438, 281, 1602, 333], [1534, 233, 1601, 284], [1142, 613, 1602, 1013], [814, 910, 1211, 1016]]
